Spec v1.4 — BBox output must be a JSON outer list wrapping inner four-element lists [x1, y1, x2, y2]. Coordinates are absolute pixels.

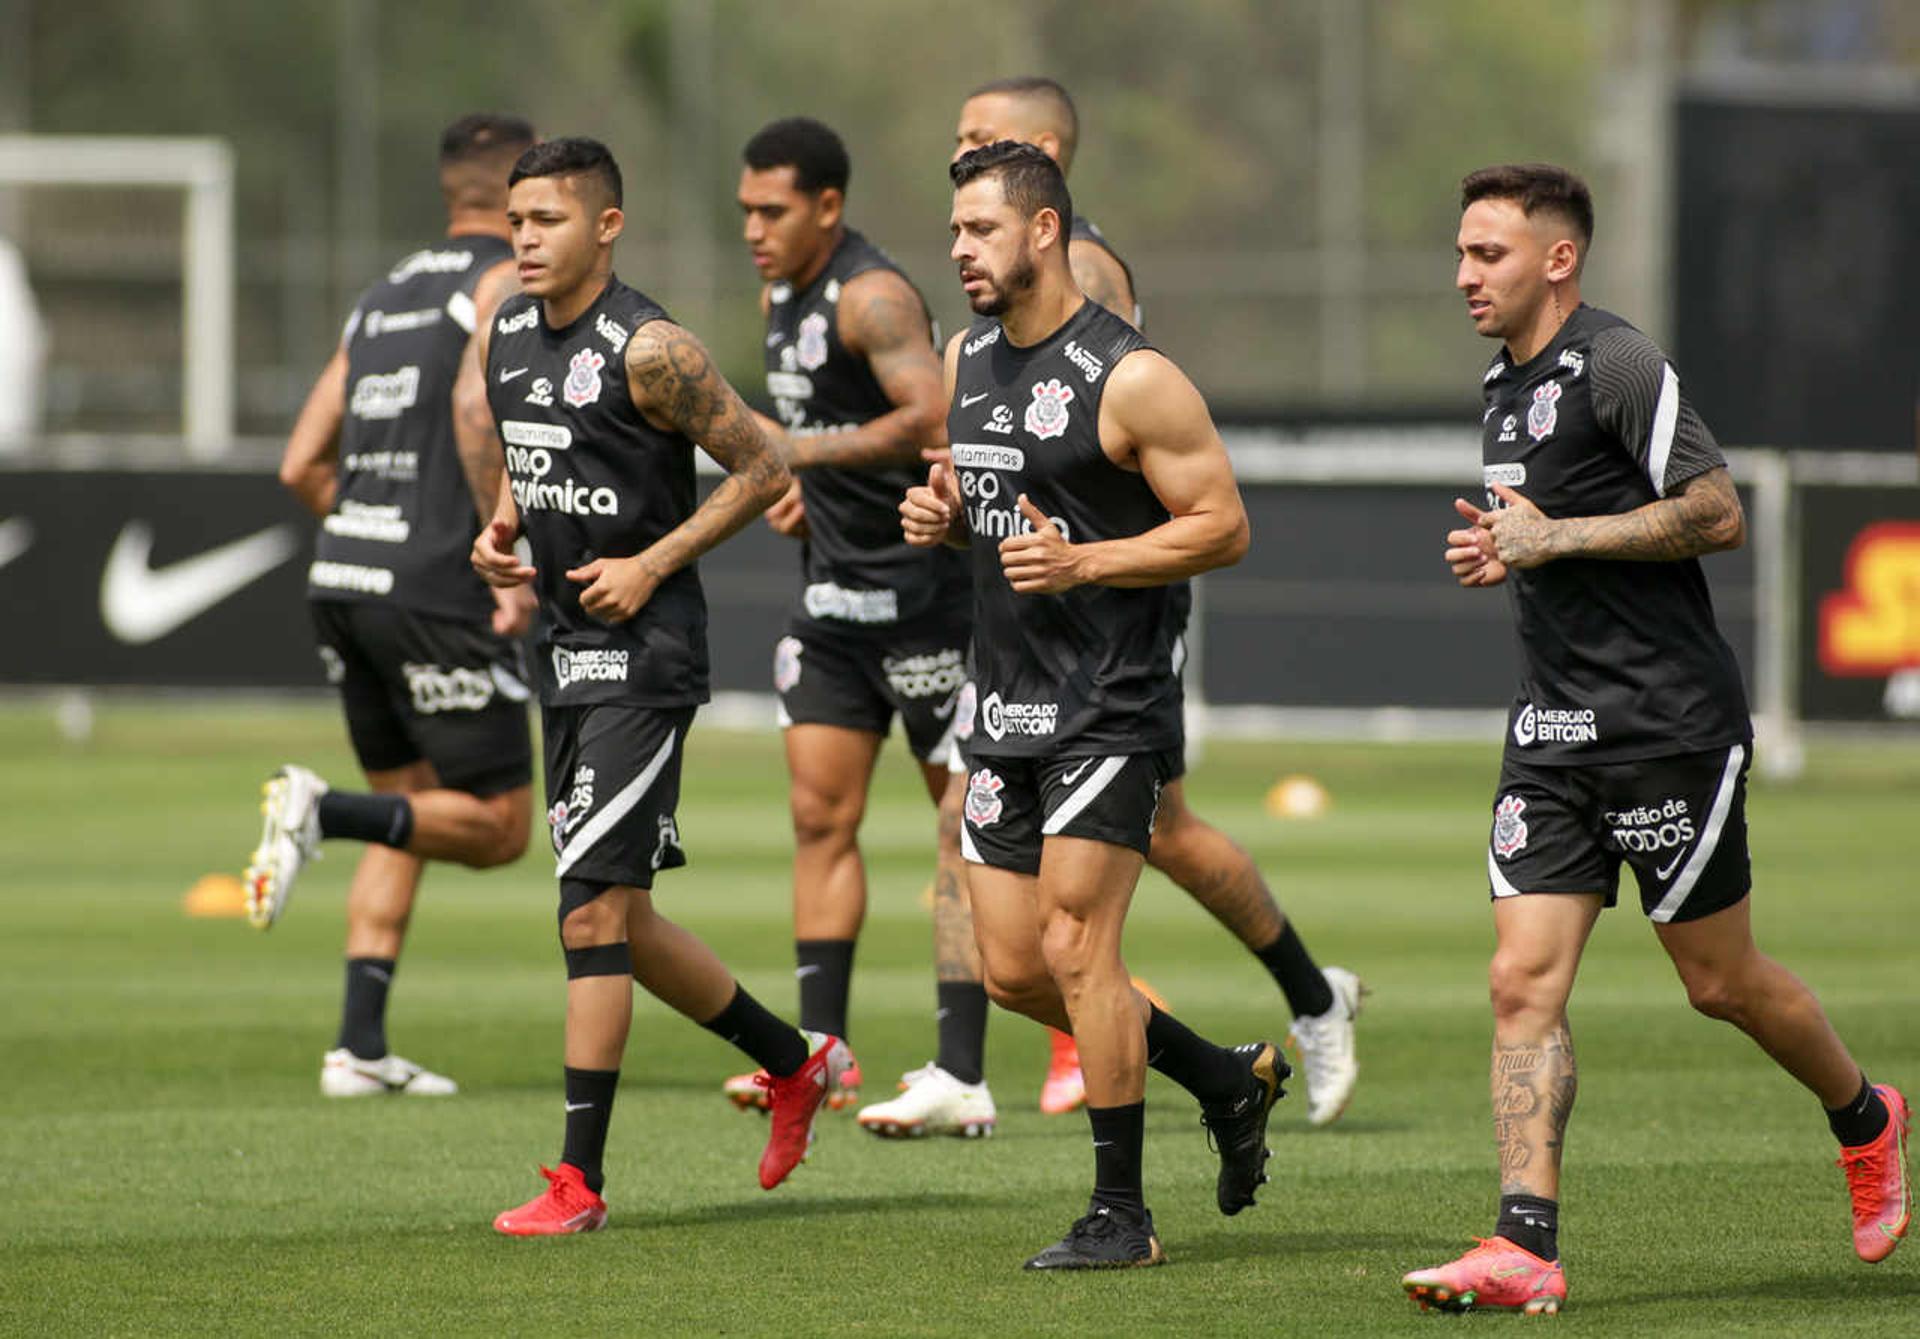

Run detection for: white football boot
[[244, 764, 327, 929], [1287, 965, 1366, 1127], [856, 1063, 996, 1139], [321, 1049, 458, 1097]]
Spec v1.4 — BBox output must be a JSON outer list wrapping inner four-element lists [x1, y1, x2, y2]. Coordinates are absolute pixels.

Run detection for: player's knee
[[789, 782, 862, 849], [1038, 912, 1097, 988], [558, 882, 623, 949], [1676, 964, 1745, 1024], [981, 960, 1052, 1018], [471, 794, 531, 868], [1487, 950, 1560, 1022]]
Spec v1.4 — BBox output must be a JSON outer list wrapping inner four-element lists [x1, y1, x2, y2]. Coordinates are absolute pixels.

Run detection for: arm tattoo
[[625, 321, 789, 575], [1492, 1021, 1575, 1197], [1070, 243, 1135, 322], [1550, 467, 1744, 561], [787, 281, 938, 471]]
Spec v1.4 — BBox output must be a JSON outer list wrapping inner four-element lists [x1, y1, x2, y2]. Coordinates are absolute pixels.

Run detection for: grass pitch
[[0, 700, 1914, 1336]]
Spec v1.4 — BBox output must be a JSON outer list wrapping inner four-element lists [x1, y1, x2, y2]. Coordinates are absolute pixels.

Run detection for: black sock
[[1144, 1004, 1245, 1105], [702, 984, 809, 1077], [1495, 1194, 1559, 1262], [935, 980, 989, 1085], [794, 938, 855, 1038], [317, 791, 414, 849], [1087, 1101, 1147, 1213], [561, 1066, 619, 1194], [1827, 1074, 1889, 1147], [1254, 922, 1334, 1019], [334, 956, 395, 1059]]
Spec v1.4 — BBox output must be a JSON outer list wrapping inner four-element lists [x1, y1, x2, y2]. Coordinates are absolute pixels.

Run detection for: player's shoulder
[[955, 317, 1002, 361], [492, 289, 541, 336], [1580, 307, 1672, 390]]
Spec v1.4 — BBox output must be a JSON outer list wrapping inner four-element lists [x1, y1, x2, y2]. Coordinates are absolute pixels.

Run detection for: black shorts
[[774, 620, 969, 764], [542, 703, 694, 890], [1487, 743, 1753, 923], [943, 676, 1191, 784], [960, 749, 1178, 875], [310, 599, 533, 797]]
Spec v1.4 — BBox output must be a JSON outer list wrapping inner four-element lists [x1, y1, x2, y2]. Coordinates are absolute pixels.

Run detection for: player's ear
[[814, 187, 844, 231], [598, 206, 626, 246], [1033, 205, 1062, 255], [1544, 236, 1579, 285]]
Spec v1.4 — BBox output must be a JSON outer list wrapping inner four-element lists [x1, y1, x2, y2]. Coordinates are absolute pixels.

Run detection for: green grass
[[0, 701, 1915, 1336]]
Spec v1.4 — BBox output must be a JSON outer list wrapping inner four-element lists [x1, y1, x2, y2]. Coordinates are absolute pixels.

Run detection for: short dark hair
[[950, 140, 1073, 240], [966, 76, 1079, 167], [1460, 163, 1594, 258], [439, 113, 535, 167], [509, 136, 623, 210], [742, 117, 850, 195]]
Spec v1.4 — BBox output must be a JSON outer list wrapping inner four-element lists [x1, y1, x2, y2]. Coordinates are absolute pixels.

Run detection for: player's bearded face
[[951, 180, 1038, 317]]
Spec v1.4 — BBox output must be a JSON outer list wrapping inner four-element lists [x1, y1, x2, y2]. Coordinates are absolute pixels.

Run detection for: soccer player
[[718, 117, 994, 1137], [253, 114, 540, 1099], [1402, 164, 1910, 1313], [468, 137, 846, 1234], [947, 76, 1364, 1125], [900, 140, 1286, 1269]]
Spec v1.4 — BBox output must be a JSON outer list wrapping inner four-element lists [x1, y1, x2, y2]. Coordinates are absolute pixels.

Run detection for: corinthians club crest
[[1526, 380, 1562, 442], [965, 768, 1005, 827], [795, 312, 830, 372], [1024, 377, 1075, 440], [564, 347, 606, 408], [1492, 793, 1529, 859]]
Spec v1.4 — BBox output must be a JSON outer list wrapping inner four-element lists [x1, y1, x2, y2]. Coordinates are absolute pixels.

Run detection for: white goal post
[[0, 134, 234, 459]]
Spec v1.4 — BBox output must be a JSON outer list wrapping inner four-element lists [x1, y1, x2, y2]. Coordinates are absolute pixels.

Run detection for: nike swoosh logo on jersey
[[102, 521, 299, 646], [498, 366, 529, 383], [0, 516, 33, 573], [1061, 759, 1093, 785], [1655, 848, 1689, 881], [960, 391, 990, 407]]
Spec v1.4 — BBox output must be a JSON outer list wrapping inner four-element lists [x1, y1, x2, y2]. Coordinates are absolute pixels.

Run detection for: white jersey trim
[[1648, 743, 1744, 923], [446, 289, 477, 334], [1647, 363, 1680, 498], [1041, 756, 1129, 836], [554, 728, 678, 878]]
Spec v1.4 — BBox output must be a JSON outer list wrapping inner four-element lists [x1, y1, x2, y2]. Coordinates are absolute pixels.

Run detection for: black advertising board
[[1799, 483, 1920, 722], [1674, 91, 1920, 451]]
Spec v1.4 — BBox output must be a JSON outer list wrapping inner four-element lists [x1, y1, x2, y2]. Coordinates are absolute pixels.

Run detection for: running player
[[468, 137, 847, 1235], [945, 76, 1364, 1125], [901, 140, 1286, 1269], [716, 117, 993, 1137], [1402, 163, 1909, 1314], [252, 113, 538, 1099]]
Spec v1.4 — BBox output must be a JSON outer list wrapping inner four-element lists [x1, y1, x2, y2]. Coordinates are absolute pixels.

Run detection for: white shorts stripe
[[1647, 363, 1680, 498], [1649, 743, 1744, 923], [1041, 756, 1128, 837], [1488, 846, 1524, 899], [959, 820, 983, 865], [554, 728, 677, 878]]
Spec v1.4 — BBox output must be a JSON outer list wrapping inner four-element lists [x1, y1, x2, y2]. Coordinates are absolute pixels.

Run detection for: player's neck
[[1504, 283, 1581, 365], [788, 226, 845, 294], [1001, 275, 1085, 349], [445, 211, 510, 242], [542, 265, 614, 330]]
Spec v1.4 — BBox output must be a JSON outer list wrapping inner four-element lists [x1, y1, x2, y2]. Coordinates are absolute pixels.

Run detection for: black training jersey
[[486, 277, 707, 708], [763, 229, 968, 633], [1070, 215, 1140, 329], [949, 299, 1183, 756], [309, 235, 511, 622], [1480, 303, 1750, 765]]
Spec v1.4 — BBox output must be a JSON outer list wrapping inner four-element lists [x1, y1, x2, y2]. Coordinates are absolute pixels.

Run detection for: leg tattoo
[[1493, 1021, 1575, 1197]]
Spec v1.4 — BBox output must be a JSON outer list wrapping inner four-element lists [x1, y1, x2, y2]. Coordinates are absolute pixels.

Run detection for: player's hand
[[920, 445, 953, 470], [472, 518, 535, 588], [764, 480, 810, 539], [901, 460, 961, 547], [999, 495, 1083, 594], [490, 582, 537, 636], [1446, 497, 1508, 587], [1475, 483, 1558, 570], [566, 554, 661, 623]]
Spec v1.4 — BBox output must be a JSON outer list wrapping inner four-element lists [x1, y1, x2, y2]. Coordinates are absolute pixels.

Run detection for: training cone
[[183, 873, 250, 918], [1264, 774, 1330, 820]]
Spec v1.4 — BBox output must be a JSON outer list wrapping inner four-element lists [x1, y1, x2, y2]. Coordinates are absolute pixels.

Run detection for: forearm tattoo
[[1493, 1021, 1576, 1196], [626, 322, 788, 573], [1550, 468, 1743, 562]]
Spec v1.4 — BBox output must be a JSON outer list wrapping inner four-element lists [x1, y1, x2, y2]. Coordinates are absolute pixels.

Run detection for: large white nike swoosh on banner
[[100, 521, 300, 645], [0, 517, 33, 572]]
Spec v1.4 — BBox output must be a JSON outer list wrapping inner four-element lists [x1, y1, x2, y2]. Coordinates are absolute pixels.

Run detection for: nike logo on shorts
[[1061, 759, 1094, 786], [1655, 848, 1689, 881]]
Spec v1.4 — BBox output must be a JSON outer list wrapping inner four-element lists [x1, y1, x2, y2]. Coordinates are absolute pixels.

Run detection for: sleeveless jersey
[[764, 229, 967, 634], [485, 277, 708, 708], [309, 235, 512, 622], [949, 299, 1183, 756], [1480, 303, 1750, 764]]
